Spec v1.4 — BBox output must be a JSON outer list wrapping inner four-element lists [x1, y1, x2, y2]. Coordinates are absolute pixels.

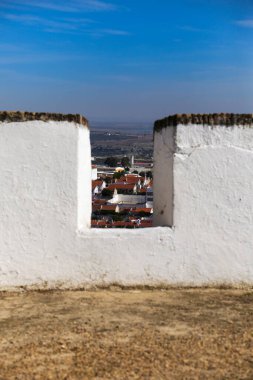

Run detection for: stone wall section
[[0, 112, 253, 288]]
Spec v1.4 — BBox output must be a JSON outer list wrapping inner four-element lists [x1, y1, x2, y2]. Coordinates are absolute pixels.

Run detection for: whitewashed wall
[[154, 123, 253, 285], [0, 118, 253, 289]]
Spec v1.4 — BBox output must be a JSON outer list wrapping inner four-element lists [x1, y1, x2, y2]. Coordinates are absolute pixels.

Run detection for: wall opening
[[89, 122, 176, 229], [90, 125, 155, 229]]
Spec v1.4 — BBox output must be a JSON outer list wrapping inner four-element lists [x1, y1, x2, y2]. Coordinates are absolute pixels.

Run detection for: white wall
[[78, 126, 92, 230], [153, 126, 174, 227], [1, 118, 253, 289], [0, 120, 90, 288], [173, 124, 253, 284], [91, 168, 97, 180]]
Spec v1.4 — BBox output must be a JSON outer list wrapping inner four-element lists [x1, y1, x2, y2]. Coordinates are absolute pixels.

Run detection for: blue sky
[[0, 0, 252, 123]]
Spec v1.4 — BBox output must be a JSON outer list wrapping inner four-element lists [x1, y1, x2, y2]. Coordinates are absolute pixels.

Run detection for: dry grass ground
[[0, 289, 253, 379]]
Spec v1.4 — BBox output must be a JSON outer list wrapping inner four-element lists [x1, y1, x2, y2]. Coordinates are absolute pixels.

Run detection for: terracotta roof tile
[[101, 205, 118, 212], [132, 208, 152, 214], [108, 184, 136, 191]]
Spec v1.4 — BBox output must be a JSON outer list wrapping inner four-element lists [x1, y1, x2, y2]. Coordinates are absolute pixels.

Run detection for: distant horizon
[[90, 119, 153, 125], [2, 110, 253, 127]]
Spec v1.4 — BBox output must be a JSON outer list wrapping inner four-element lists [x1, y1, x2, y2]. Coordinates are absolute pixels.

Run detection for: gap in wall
[[90, 124, 153, 229]]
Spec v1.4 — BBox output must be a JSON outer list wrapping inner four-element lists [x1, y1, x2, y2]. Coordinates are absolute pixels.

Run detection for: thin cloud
[[0, 0, 118, 13], [0, 0, 75, 12], [2, 12, 130, 37], [235, 19, 253, 28], [3, 13, 92, 31], [77, 0, 117, 11], [98, 28, 131, 36]]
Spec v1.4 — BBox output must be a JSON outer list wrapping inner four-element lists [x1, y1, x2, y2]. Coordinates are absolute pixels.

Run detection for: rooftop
[[108, 184, 136, 191]]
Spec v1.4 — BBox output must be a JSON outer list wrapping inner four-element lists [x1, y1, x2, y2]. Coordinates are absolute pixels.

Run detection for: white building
[[91, 166, 98, 180], [92, 180, 106, 196], [145, 187, 153, 208], [108, 194, 146, 209]]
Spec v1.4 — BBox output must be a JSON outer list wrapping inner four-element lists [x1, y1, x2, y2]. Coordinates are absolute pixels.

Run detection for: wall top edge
[[0, 111, 88, 127], [154, 113, 253, 132]]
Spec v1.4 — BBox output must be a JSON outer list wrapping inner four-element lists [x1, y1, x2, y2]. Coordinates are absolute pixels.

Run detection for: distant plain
[[90, 122, 153, 159]]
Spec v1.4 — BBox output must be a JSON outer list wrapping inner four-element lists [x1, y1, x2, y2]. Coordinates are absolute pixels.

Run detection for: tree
[[121, 156, 131, 168], [112, 214, 124, 221], [137, 211, 151, 217], [146, 171, 153, 179], [102, 188, 113, 197], [132, 170, 138, 174], [113, 171, 125, 179], [139, 171, 146, 177], [104, 157, 118, 167], [104, 177, 112, 185]]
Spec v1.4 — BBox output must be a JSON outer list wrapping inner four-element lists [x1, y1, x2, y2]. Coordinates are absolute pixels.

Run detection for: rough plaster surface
[[0, 121, 90, 288], [153, 126, 175, 227], [1, 120, 253, 288], [173, 124, 253, 285]]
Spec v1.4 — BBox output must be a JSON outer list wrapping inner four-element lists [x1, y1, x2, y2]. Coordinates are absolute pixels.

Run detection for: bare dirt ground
[[0, 289, 253, 380]]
